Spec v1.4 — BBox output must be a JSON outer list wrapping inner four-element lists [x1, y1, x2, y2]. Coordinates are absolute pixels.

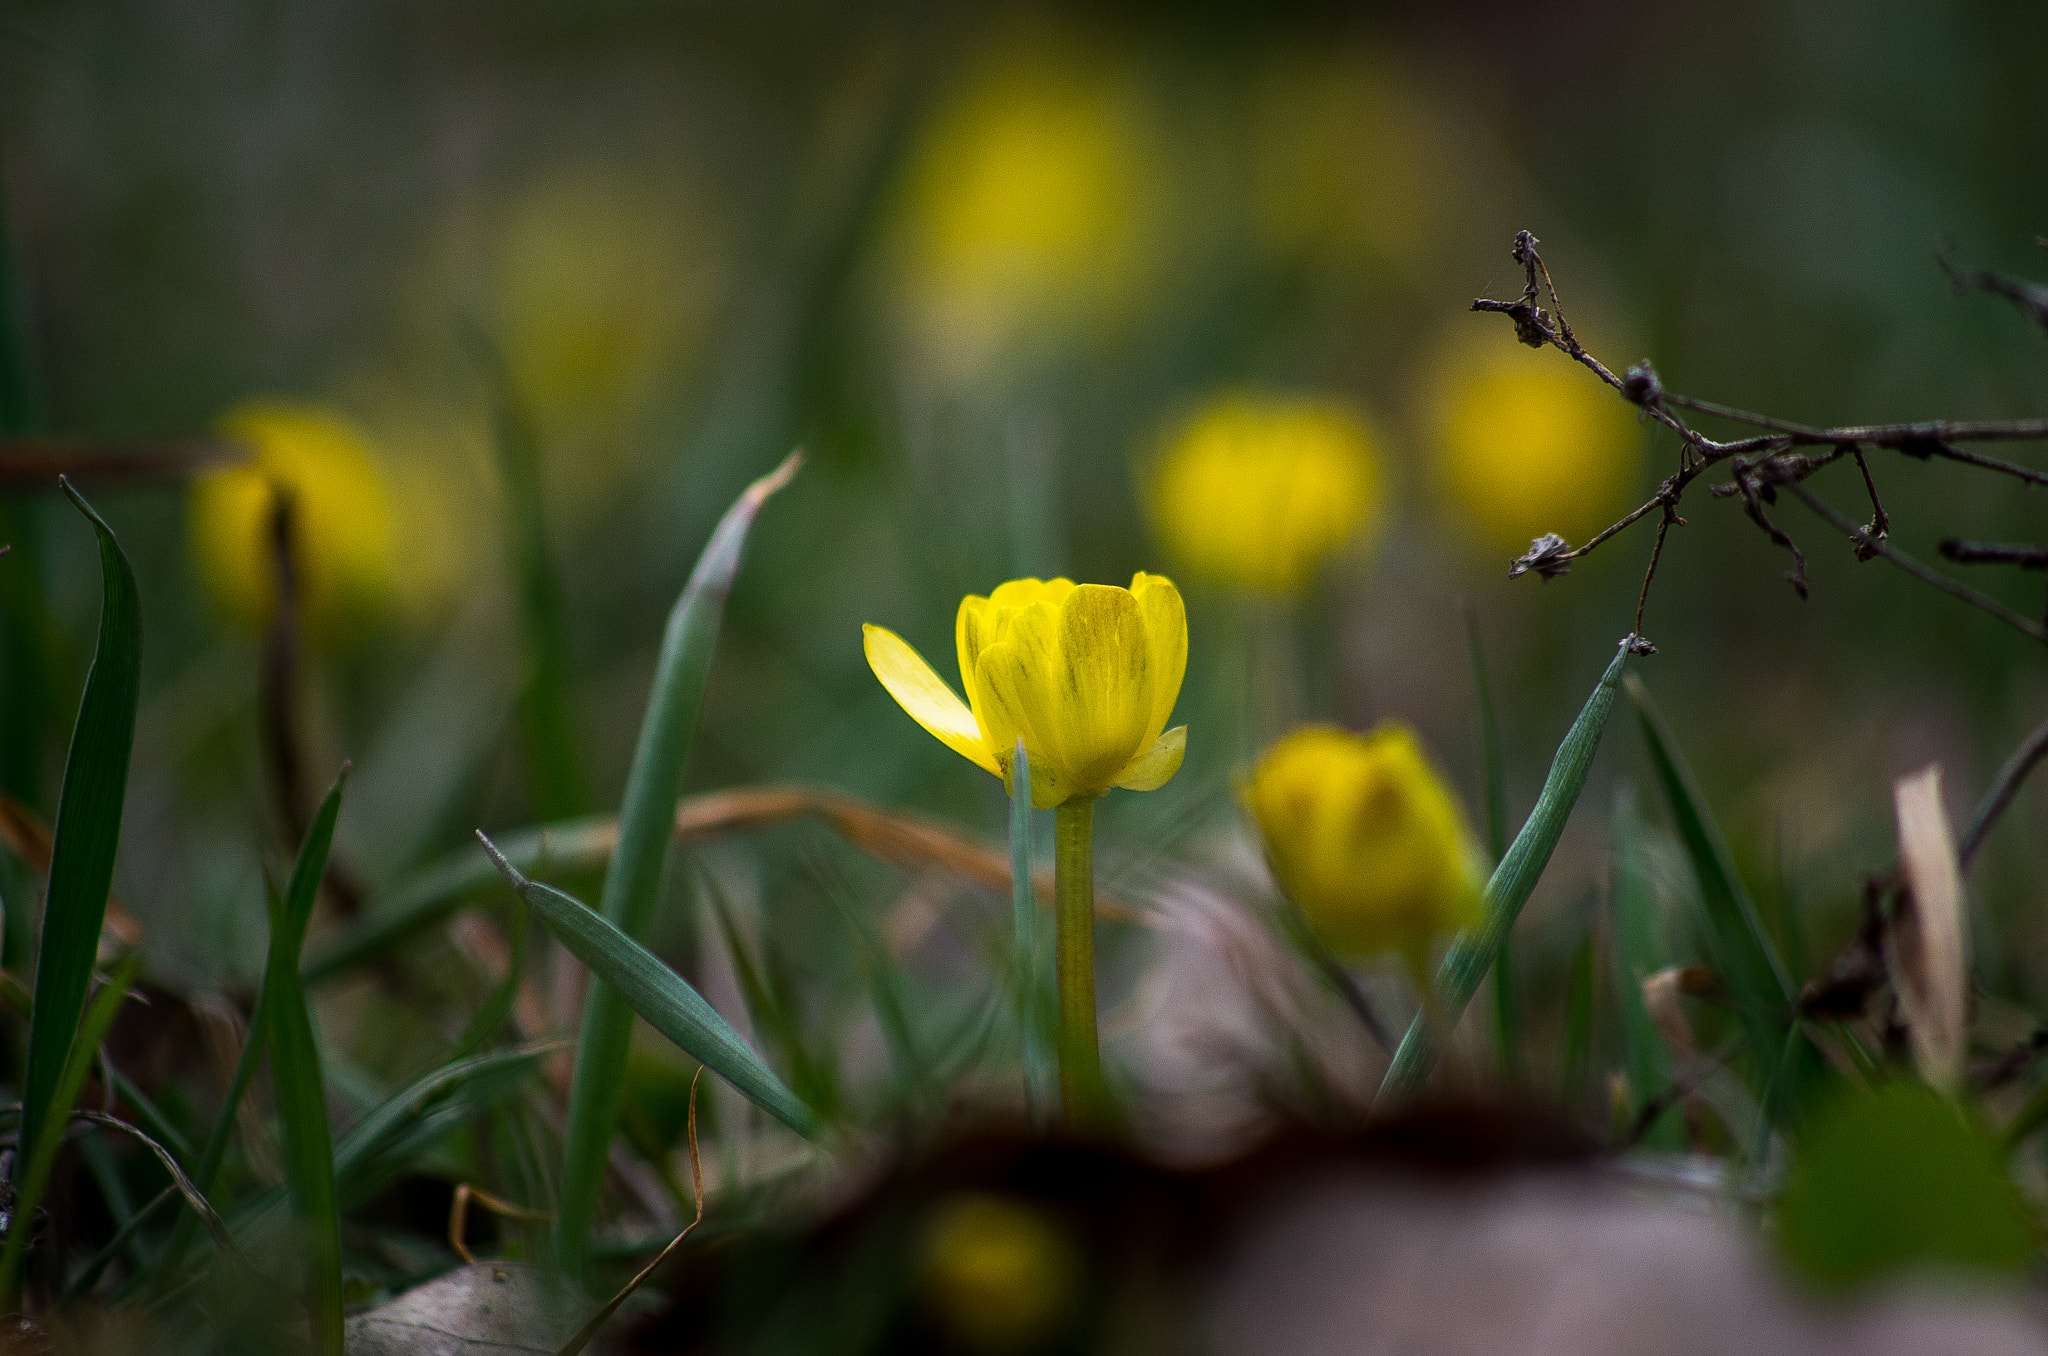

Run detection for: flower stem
[[1054, 795, 1104, 1127]]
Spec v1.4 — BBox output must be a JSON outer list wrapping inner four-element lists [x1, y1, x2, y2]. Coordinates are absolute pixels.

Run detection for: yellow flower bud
[[1244, 723, 1484, 970], [864, 573, 1188, 808], [1430, 336, 1641, 552], [189, 400, 399, 641], [918, 1193, 1079, 1351], [1147, 393, 1384, 595]]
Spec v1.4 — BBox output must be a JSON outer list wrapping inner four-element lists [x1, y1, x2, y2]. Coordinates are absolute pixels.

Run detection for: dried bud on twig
[[1621, 361, 1662, 407], [1508, 533, 1575, 581]]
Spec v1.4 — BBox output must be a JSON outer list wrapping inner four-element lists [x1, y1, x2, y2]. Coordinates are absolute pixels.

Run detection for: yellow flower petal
[[1113, 725, 1185, 792], [863, 624, 1000, 775], [1051, 584, 1151, 789], [975, 636, 1076, 809], [1128, 572, 1186, 747]]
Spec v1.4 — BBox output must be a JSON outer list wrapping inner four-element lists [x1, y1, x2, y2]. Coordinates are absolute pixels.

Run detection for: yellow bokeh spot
[[894, 39, 1158, 373], [189, 401, 398, 641], [491, 170, 714, 428], [1244, 723, 1484, 973], [919, 1193, 1079, 1351], [1431, 337, 1641, 554], [1148, 393, 1384, 595]]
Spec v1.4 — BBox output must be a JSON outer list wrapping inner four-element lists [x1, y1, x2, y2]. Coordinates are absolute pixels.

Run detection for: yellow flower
[[864, 574, 1188, 809], [918, 1193, 1079, 1351], [189, 400, 399, 640], [892, 39, 1158, 374], [1245, 723, 1484, 969], [1430, 335, 1640, 552], [1148, 393, 1384, 594]]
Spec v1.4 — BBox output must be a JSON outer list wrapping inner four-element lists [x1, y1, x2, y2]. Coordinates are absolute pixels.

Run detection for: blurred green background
[[3, 0, 2047, 1114]]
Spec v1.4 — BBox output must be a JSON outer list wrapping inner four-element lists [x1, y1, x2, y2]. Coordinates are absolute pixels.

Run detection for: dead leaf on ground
[[1888, 764, 1968, 1092]]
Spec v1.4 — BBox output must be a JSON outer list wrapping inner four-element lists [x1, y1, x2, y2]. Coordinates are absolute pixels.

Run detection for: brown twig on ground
[[556, 1070, 705, 1356], [446, 1183, 553, 1266]]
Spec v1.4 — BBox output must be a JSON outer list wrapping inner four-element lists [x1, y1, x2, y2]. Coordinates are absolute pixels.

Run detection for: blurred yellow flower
[[406, 166, 722, 522], [1245, 723, 1484, 971], [190, 400, 399, 641], [1148, 393, 1384, 594], [919, 1193, 1079, 1351], [490, 169, 715, 428], [864, 574, 1187, 808], [1431, 337, 1641, 553], [893, 41, 1158, 373]]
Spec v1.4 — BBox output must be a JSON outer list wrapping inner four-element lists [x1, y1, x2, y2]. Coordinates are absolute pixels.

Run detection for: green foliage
[[1609, 787, 1681, 1150], [1626, 676, 1828, 1131], [263, 771, 349, 1356], [0, 955, 142, 1305], [1464, 610, 1518, 1081], [1379, 643, 1630, 1106], [554, 452, 800, 1278], [483, 836, 816, 1138], [19, 482, 141, 1183], [302, 812, 614, 984], [1777, 1082, 2034, 1287]]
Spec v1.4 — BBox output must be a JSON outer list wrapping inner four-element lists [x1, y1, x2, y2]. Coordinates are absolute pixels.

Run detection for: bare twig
[[1959, 711, 2048, 870], [1938, 539, 2048, 569], [1779, 481, 2048, 643], [447, 1183, 552, 1266], [1477, 233, 2048, 640]]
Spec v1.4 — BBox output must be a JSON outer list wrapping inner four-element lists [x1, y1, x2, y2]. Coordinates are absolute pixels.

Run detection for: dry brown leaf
[[668, 784, 1142, 923], [1888, 763, 1969, 1091], [0, 794, 145, 954]]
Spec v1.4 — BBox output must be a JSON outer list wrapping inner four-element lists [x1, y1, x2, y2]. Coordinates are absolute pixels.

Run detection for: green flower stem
[[1053, 795, 1104, 1127]]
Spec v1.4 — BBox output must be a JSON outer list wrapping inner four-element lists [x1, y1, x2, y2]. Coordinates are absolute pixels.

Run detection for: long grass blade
[[1464, 606, 1518, 1080], [471, 327, 587, 821], [554, 452, 799, 1276], [481, 834, 815, 1140], [1610, 786, 1681, 1149], [1377, 642, 1631, 1107], [0, 955, 141, 1306], [1624, 674, 1793, 1013], [19, 481, 141, 1183], [1626, 677, 1831, 1128], [264, 770, 348, 1356]]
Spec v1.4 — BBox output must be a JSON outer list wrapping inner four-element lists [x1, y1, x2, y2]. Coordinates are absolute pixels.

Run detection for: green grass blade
[[1464, 607, 1518, 1081], [264, 771, 348, 1355], [481, 834, 815, 1140], [302, 812, 613, 984], [1378, 642, 1631, 1107], [19, 481, 142, 1183], [1610, 785, 1681, 1149], [0, 955, 141, 1306], [554, 452, 799, 1276], [1463, 607, 1509, 862], [471, 328, 587, 821], [1625, 675, 1792, 1015]]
